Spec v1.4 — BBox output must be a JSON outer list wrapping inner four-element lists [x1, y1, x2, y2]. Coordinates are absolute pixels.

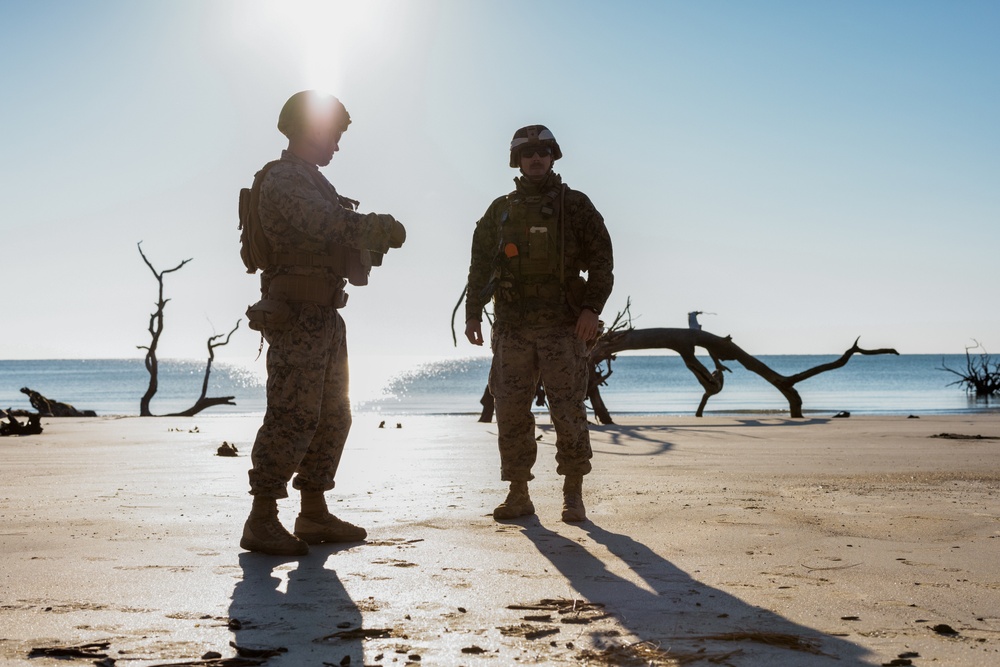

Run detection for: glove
[[388, 219, 406, 248], [369, 213, 405, 249]]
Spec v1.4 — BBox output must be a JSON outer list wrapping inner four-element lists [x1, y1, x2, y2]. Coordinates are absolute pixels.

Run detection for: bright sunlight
[[238, 0, 402, 93]]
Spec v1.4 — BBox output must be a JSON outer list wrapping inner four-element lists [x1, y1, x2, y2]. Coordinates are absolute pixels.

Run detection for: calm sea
[[0, 354, 994, 418]]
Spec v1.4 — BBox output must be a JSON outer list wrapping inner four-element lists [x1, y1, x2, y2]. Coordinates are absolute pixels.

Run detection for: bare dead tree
[[939, 340, 1000, 399], [591, 326, 898, 422], [136, 242, 239, 417], [164, 321, 241, 417], [137, 242, 192, 416]]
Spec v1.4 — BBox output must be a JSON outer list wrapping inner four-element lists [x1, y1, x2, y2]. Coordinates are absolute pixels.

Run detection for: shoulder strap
[[249, 160, 282, 220], [559, 183, 566, 286]]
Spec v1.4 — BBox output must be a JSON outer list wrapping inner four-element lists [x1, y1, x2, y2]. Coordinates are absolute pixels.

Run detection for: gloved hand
[[388, 218, 406, 248], [369, 213, 406, 249]]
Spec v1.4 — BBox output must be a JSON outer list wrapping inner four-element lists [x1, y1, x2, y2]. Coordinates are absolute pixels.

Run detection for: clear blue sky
[[2, 0, 997, 364]]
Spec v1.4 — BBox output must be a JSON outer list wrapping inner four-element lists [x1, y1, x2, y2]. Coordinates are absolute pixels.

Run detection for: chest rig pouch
[[501, 184, 564, 300]]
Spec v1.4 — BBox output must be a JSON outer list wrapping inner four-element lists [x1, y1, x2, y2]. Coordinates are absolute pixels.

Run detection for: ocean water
[[0, 354, 995, 418]]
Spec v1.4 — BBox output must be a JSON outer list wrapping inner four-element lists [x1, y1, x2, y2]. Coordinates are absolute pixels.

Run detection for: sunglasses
[[519, 146, 553, 159]]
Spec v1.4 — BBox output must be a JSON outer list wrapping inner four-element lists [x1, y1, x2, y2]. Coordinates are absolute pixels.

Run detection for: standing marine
[[239, 90, 406, 556], [464, 125, 614, 522]]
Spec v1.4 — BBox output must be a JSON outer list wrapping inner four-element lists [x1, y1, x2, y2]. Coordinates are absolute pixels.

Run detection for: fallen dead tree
[[455, 292, 898, 422], [1, 413, 43, 436], [19, 387, 96, 417], [589, 326, 898, 422]]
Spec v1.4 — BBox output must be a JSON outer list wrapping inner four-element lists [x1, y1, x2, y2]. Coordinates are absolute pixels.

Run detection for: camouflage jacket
[[465, 172, 614, 327], [257, 150, 395, 287]]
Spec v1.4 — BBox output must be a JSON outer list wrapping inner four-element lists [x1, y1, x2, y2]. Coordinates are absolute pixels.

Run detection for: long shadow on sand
[[521, 520, 870, 665], [229, 548, 362, 665], [545, 418, 831, 455]]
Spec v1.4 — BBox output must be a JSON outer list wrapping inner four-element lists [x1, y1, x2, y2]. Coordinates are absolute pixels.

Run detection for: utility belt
[[519, 282, 563, 300], [246, 274, 346, 334], [271, 251, 344, 271], [519, 276, 585, 302], [267, 274, 348, 307], [272, 248, 375, 287]]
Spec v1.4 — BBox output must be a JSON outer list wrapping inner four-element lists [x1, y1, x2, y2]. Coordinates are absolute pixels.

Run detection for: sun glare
[[242, 0, 398, 93]]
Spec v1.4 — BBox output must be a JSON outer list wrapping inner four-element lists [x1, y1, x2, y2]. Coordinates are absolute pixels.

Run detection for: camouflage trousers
[[489, 323, 593, 481], [248, 303, 352, 499]]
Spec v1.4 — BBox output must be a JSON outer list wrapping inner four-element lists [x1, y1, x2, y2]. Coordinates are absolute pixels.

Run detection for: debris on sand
[[20, 386, 96, 417], [508, 598, 606, 613], [229, 641, 287, 659], [688, 631, 825, 655], [1, 413, 43, 436], [28, 641, 110, 658], [523, 614, 552, 622], [461, 645, 487, 654], [930, 433, 999, 440], [498, 623, 560, 640], [148, 656, 267, 666], [29, 640, 275, 667], [217, 441, 239, 457], [316, 627, 393, 642], [576, 640, 741, 666], [508, 598, 611, 624]]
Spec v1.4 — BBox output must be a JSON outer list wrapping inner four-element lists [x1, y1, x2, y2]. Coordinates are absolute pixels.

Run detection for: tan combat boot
[[241, 496, 309, 556], [293, 491, 368, 544], [561, 475, 586, 522], [493, 480, 535, 520]]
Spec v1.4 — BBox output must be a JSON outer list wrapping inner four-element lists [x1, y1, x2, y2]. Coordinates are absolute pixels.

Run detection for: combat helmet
[[277, 90, 352, 139], [509, 124, 562, 168]]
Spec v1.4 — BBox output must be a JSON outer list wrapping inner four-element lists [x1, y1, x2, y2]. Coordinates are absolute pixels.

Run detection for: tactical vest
[[238, 160, 373, 286], [500, 182, 565, 302]]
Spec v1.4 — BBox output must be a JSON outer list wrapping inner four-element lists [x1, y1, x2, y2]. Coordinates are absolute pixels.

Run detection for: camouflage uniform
[[249, 150, 395, 499], [466, 171, 614, 482]]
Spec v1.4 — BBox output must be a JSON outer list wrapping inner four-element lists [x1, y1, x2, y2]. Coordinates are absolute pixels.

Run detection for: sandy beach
[[2, 412, 998, 666]]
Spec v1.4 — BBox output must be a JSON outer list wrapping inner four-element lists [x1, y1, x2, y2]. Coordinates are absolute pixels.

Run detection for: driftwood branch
[[590, 328, 899, 421], [457, 294, 897, 422], [19, 387, 96, 417]]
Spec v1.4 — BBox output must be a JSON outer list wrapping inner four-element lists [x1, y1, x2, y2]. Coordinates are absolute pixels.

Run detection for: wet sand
[[2, 413, 999, 666]]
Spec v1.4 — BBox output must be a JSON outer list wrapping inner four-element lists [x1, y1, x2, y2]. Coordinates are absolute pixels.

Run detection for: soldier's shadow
[[521, 521, 871, 665], [229, 548, 362, 665]]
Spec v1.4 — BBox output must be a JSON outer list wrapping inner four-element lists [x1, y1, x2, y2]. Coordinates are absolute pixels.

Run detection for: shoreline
[[6, 405, 1000, 421], [2, 414, 999, 665], [2, 353, 993, 419]]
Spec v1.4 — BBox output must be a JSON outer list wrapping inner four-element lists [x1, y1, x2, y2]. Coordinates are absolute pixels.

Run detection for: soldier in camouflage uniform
[[241, 91, 406, 556], [464, 125, 614, 523]]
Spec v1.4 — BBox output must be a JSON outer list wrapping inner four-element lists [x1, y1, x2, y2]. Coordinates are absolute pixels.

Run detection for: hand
[[465, 319, 484, 346], [575, 308, 600, 342], [388, 219, 406, 248]]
